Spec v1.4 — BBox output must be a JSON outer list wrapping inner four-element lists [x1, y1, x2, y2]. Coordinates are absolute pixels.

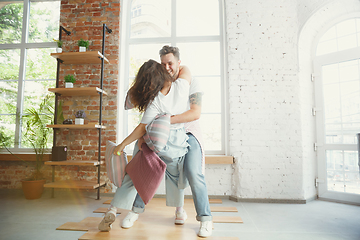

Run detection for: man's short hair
[[159, 45, 180, 60]]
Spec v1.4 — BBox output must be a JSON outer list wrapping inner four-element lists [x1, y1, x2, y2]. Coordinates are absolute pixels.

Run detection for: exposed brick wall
[[51, 0, 120, 192]]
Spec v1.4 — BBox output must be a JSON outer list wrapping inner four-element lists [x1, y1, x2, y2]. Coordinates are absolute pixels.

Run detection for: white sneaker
[[174, 209, 187, 225], [98, 207, 117, 232], [198, 221, 213, 238], [121, 211, 139, 229]]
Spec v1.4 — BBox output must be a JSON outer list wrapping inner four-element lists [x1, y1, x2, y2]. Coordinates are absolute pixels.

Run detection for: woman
[[99, 59, 191, 231]]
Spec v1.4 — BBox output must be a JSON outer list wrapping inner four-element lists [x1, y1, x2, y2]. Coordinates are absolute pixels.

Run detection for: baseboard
[[229, 195, 307, 204]]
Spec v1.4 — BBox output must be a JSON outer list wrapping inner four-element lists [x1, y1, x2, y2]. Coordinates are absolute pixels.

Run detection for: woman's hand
[[113, 143, 125, 156]]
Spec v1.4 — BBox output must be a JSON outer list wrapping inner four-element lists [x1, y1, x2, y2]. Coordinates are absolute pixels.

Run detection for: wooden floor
[[56, 198, 242, 240]]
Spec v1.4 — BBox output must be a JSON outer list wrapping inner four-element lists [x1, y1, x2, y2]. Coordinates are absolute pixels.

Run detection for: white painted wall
[[155, 0, 360, 201]]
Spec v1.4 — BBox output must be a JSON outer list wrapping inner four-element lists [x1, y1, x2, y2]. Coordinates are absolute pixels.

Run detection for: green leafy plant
[[53, 38, 63, 48], [64, 74, 76, 83], [0, 127, 12, 149], [77, 38, 89, 48], [1, 94, 54, 181]]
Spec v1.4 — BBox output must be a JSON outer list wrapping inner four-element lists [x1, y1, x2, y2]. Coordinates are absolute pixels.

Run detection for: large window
[[314, 18, 360, 200], [0, 0, 60, 150], [121, 0, 226, 154]]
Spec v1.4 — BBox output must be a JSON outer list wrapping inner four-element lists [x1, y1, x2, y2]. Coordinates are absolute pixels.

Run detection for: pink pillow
[[125, 143, 166, 205], [105, 140, 128, 188]]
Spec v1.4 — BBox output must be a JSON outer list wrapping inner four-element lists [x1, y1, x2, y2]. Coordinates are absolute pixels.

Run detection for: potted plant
[[77, 38, 89, 52], [1, 94, 54, 199], [64, 74, 76, 88], [53, 39, 63, 53], [75, 110, 86, 125]]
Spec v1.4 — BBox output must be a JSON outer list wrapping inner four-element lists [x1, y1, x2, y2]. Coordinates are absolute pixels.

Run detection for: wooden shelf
[[48, 87, 107, 96], [44, 180, 106, 189], [50, 51, 109, 64], [45, 160, 104, 166], [205, 155, 234, 164], [47, 124, 106, 129]]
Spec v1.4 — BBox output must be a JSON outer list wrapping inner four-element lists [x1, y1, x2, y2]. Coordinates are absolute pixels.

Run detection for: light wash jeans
[[110, 139, 186, 213], [183, 133, 212, 222], [110, 141, 146, 213], [123, 134, 212, 222]]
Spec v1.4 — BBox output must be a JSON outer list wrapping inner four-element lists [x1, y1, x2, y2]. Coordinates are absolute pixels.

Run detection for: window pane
[[327, 150, 345, 192], [0, 116, 16, 148], [177, 42, 220, 76], [28, 1, 60, 43], [26, 48, 57, 79], [127, 111, 142, 151], [197, 77, 221, 113], [200, 114, 221, 151], [23, 80, 55, 111], [128, 43, 166, 77], [322, 64, 338, 84], [322, 60, 360, 144], [326, 150, 360, 194], [0, 3, 23, 44], [317, 19, 360, 56], [0, 49, 20, 115], [0, 81, 18, 114], [130, 0, 171, 38], [0, 49, 21, 80], [336, 19, 356, 38], [316, 39, 337, 56], [337, 34, 357, 52], [177, 0, 219, 36]]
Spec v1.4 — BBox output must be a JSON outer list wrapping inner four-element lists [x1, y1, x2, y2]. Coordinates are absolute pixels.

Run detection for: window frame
[[118, 0, 228, 155], [0, 0, 58, 152], [313, 16, 360, 203]]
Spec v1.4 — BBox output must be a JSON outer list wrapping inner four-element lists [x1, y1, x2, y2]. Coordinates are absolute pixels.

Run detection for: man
[[159, 45, 213, 237]]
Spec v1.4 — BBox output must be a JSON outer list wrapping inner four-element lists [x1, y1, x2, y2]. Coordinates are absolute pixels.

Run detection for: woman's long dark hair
[[129, 59, 172, 112]]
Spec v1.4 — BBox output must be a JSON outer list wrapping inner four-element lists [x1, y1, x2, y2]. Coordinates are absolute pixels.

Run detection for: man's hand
[[171, 92, 202, 124], [137, 137, 145, 151]]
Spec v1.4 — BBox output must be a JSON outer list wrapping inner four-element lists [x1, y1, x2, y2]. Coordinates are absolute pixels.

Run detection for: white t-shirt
[[186, 77, 203, 113], [141, 78, 190, 129]]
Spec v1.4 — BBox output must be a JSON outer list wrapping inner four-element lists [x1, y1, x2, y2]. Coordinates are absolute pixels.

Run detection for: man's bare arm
[[171, 92, 202, 124]]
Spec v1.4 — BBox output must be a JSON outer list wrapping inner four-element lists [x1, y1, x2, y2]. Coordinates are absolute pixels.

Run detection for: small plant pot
[[22, 179, 46, 200], [79, 46, 86, 52], [56, 48, 62, 53], [65, 82, 73, 88], [75, 118, 84, 125]]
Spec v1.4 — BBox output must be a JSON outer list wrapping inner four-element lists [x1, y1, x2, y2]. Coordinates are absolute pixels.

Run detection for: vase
[[65, 82, 73, 88], [56, 48, 62, 53], [75, 118, 84, 125], [21, 179, 46, 200], [79, 46, 86, 52]]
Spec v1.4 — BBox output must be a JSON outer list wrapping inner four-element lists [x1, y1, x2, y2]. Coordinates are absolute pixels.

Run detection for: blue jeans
[[184, 133, 212, 222], [110, 142, 146, 214], [130, 133, 212, 222]]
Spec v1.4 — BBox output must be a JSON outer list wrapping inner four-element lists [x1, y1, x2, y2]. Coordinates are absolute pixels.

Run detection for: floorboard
[[55, 197, 241, 240]]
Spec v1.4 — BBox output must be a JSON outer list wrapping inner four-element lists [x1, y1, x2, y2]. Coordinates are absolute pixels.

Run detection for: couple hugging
[[99, 45, 212, 238]]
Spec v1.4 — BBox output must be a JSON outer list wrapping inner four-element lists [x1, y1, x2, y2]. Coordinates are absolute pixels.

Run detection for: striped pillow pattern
[[105, 140, 128, 188], [143, 113, 171, 153]]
